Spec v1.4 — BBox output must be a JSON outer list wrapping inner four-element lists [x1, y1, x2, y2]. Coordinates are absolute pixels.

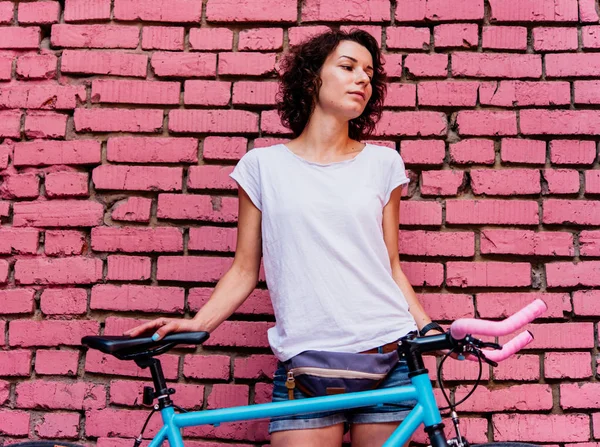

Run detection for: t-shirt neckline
[[279, 143, 370, 167]]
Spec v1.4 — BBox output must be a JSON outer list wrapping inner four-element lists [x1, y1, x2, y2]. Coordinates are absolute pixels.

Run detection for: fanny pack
[[282, 349, 400, 399]]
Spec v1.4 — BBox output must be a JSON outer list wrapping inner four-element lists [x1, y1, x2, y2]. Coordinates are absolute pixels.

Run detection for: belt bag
[[282, 349, 400, 399]]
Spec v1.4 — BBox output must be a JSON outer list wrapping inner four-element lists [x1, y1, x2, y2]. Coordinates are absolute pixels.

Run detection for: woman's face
[[316, 40, 374, 121]]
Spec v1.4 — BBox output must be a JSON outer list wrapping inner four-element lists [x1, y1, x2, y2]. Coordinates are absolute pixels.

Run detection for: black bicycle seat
[[82, 332, 210, 360]]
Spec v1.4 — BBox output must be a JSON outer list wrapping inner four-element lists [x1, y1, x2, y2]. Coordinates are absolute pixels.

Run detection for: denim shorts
[[268, 356, 417, 434]]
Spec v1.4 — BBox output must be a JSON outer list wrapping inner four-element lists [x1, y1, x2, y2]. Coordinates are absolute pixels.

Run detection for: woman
[[125, 29, 444, 447]]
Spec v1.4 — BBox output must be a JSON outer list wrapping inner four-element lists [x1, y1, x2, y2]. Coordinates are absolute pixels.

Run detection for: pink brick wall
[[0, 0, 599, 445]]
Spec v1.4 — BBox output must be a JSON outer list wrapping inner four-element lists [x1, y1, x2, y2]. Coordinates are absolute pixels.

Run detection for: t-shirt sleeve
[[383, 151, 410, 205], [229, 150, 262, 211]]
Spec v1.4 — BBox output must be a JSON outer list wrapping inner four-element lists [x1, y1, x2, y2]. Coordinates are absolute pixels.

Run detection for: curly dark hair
[[275, 29, 387, 141]]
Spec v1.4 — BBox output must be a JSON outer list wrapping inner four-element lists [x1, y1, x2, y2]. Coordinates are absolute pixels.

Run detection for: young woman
[[125, 29, 444, 447]]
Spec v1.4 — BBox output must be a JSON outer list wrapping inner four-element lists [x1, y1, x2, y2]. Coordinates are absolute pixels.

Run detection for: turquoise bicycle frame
[[148, 371, 442, 447]]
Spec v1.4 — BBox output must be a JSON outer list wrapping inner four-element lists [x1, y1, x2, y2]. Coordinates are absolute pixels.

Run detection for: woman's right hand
[[123, 317, 205, 341]]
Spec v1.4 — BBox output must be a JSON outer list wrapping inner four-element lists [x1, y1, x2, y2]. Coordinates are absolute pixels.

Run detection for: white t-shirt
[[229, 143, 418, 361]]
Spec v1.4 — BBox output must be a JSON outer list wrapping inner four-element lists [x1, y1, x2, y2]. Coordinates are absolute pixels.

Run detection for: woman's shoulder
[[242, 143, 285, 162], [364, 142, 402, 162]]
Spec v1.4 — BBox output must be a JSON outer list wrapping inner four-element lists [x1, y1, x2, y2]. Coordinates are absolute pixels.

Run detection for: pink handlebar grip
[[463, 331, 534, 363]]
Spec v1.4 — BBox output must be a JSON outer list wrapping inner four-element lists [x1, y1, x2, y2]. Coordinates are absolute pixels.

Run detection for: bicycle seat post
[[135, 357, 175, 409]]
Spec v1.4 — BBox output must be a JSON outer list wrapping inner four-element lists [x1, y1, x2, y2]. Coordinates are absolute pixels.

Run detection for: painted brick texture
[[0, 1, 599, 445]]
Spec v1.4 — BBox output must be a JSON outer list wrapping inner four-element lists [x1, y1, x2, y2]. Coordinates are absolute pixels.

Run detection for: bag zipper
[[289, 367, 387, 380]]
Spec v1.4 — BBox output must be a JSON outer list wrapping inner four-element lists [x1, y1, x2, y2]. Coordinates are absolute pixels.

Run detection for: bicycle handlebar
[[449, 299, 548, 362]]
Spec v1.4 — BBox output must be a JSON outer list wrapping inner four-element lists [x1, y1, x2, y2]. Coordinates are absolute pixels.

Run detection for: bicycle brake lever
[[477, 350, 498, 367]]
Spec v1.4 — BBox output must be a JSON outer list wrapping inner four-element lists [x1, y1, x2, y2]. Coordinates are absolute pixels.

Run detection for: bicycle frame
[[148, 370, 442, 447]]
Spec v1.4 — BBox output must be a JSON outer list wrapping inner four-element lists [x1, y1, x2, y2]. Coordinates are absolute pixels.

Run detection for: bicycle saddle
[[82, 332, 210, 360]]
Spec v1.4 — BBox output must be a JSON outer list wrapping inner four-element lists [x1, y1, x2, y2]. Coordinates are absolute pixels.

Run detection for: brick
[[45, 230, 86, 256], [0, 409, 30, 435], [13, 140, 101, 166], [189, 287, 273, 315], [206, 0, 297, 22], [86, 408, 167, 438], [544, 199, 600, 225], [417, 81, 478, 107], [0, 144, 9, 169], [218, 52, 276, 76], [110, 197, 152, 223], [457, 110, 517, 136], [386, 26, 429, 50], [546, 54, 600, 77], [92, 79, 180, 105], [45, 171, 89, 198], [500, 322, 594, 349], [376, 111, 447, 137], [10, 320, 100, 347], [16, 53, 57, 79], [0, 320, 4, 345], [480, 229, 573, 256], [207, 383, 249, 409], [0, 259, 7, 284], [493, 413, 588, 443], [533, 27, 578, 51], [446, 261, 531, 288], [399, 201, 442, 226], [233, 355, 277, 380], [0, 110, 21, 138], [109, 380, 204, 409], [151, 52, 216, 77], [0, 289, 35, 314], [0, 172, 40, 198], [384, 83, 416, 107], [399, 230, 473, 256], [51, 24, 139, 48], [482, 26, 528, 50], [15, 257, 103, 285], [204, 321, 271, 348], [573, 290, 600, 316], [489, 0, 579, 22], [575, 80, 600, 105], [18, 1, 59, 24], [142, 26, 184, 50], [232, 81, 278, 106], [0, 379, 9, 403], [16, 380, 105, 410], [477, 292, 570, 320], [24, 111, 67, 138], [183, 354, 230, 380], [546, 353, 592, 379], [189, 28, 233, 51], [188, 227, 237, 252], [93, 165, 181, 191], [446, 199, 539, 225], [420, 170, 465, 196], [542, 169, 579, 194], [586, 170, 600, 194], [239, 28, 283, 51], [75, 109, 162, 133], [501, 138, 546, 164], [400, 140, 446, 165], [401, 262, 444, 287], [13, 200, 103, 227], [546, 261, 600, 287], [455, 384, 552, 412], [0, 228, 39, 254], [35, 411, 80, 438], [40, 288, 87, 315], [188, 165, 235, 190], [404, 54, 448, 77], [471, 169, 540, 195], [169, 109, 258, 133], [184, 80, 231, 106], [62, 50, 147, 77], [85, 347, 178, 379], [582, 26, 600, 49], [0, 350, 31, 376], [550, 139, 596, 165], [479, 81, 571, 107], [0, 2, 14, 24], [260, 109, 291, 134], [413, 417, 488, 445], [441, 357, 490, 381], [449, 139, 495, 165], [453, 53, 541, 78], [433, 23, 478, 49], [107, 255, 151, 281], [302, 0, 389, 21], [580, 0, 600, 22], [108, 137, 197, 163], [0, 82, 86, 110], [339, 25, 381, 47], [91, 284, 184, 313], [157, 194, 238, 222], [288, 25, 331, 46], [493, 354, 539, 381], [35, 350, 79, 375], [157, 255, 232, 282], [64, 0, 111, 22], [420, 293, 474, 320], [395, 0, 484, 22], [580, 231, 600, 257], [0, 53, 12, 80], [114, 0, 202, 22], [91, 227, 182, 252]]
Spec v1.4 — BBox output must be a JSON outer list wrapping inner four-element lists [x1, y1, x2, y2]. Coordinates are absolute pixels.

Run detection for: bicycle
[[11, 299, 548, 447]]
